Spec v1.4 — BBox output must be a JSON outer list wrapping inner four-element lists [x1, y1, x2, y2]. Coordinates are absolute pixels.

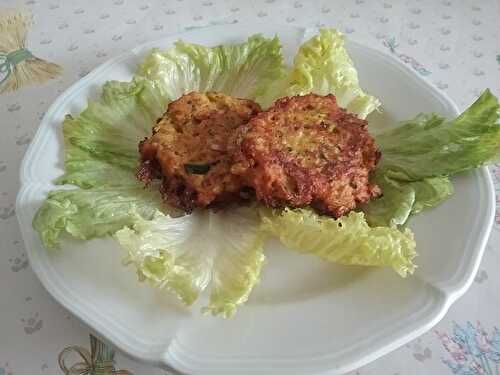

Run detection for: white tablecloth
[[1, 0, 500, 373]]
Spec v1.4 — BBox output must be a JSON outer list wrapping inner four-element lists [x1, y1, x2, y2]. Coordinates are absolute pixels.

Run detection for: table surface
[[1, 0, 500, 374]]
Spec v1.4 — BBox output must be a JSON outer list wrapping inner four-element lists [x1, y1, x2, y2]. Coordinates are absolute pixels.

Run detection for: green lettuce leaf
[[33, 185, 163, 249], [410, 177, 454, 215], [363, 174, 454, 227], [362, 173, 415, 228], [261, 208, 416, 277], [115, 206, 265, 318], [55, 146, 137, 188], [60, 79, 167, 174], [285, 28, 380, 118], [136, 35, 286, 106], [376, 90, 500, 181], [34, 79, 172, 249], [364, 90, 498, 226]]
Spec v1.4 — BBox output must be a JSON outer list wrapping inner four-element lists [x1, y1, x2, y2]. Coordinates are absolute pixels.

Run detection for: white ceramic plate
[[16, 24, 495, 374]]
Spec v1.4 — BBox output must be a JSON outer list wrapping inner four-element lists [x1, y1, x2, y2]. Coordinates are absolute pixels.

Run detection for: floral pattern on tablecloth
[[1, 0, 499, 374], [436, 321, 500, 375]]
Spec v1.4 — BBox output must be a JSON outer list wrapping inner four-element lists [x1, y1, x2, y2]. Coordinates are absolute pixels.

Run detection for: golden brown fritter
[[229, 94, 381, 217], [138, 92, 261, 212]]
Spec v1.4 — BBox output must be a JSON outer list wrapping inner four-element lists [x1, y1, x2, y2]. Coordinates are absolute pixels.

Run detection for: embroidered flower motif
[[437, 322, 500, 375]]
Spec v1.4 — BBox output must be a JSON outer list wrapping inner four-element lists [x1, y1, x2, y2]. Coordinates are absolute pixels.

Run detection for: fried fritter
[[138, 92, 261, 212], [230, 94, 381, 217]]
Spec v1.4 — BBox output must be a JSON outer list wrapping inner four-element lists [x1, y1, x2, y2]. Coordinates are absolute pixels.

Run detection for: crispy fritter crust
[[138, 92, 261, 212], [230, 94, 381, 217]]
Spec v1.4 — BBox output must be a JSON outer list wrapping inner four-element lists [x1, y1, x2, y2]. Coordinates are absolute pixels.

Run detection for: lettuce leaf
[[33, 185, 163, 249], [261, 208, 416, 277], [33, 79, 172, 249], [362, 174, 415, 228], [284, 28, 380, 118], [136, 35, 286, 106], [376, 90, 500, 181], [364, 90, 498, 226], [363, 174, 453, 227], [60, 79, 167, 175], [55, 146, 137, 188], [410, 177, 454, 214], [115, 206, 265, 318]]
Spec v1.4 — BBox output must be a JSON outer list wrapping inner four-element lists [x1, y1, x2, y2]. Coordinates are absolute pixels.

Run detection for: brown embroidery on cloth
[[0, 10, 62, 94]]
